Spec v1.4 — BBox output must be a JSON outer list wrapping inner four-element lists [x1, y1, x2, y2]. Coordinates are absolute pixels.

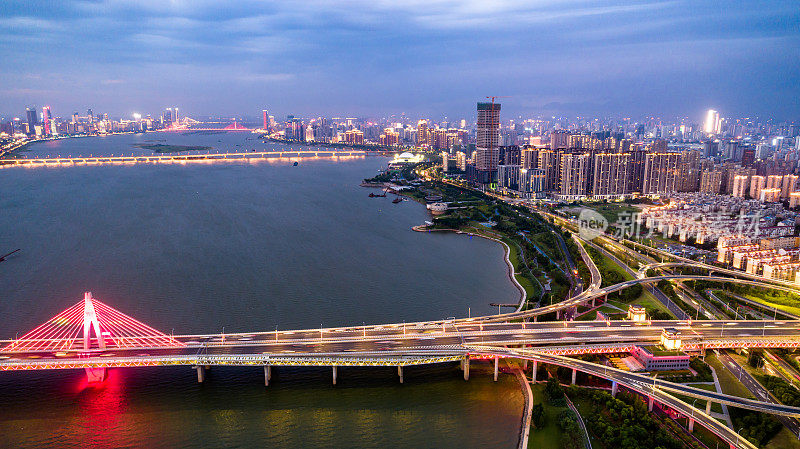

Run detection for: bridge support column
[[556, 310, 562, 320], [494, 356, 499, 382], [194, 366, 205, 383], [264, 365, 271, 386], [611, 381, 618, 397], [531, 361, 537, 383], [398, 365, 404, 384], [688, 418, 694, 433], [85, 367, 107, 383], [571, 368, 577, 385], [332, 366, 338, 385], [533, 315, 537, 323], [463, 358, 470, 381], [648, 396, 654, 412], [591, 298, 596, 308], [705, 401, 711, 415]]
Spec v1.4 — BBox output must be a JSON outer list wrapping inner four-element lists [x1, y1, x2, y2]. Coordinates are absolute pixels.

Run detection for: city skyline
[[1, 1, 799, 119]]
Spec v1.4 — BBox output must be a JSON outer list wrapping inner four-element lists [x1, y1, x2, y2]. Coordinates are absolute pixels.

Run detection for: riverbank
[[0, 130, 150, 159], [413, 225, 528, 310]]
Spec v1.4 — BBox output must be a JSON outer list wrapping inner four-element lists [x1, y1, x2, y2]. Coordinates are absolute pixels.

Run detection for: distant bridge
[[0, 150, 370, 168]]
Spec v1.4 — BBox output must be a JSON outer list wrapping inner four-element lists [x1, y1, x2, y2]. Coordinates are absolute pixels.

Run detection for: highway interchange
[[3, 209, 800, 448]]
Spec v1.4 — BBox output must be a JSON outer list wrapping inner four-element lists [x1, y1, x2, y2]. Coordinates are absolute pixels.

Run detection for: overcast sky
[[1, 0, 798, 121]]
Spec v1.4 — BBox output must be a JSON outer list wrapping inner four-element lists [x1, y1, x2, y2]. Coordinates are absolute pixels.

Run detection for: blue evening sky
[[1, 0, 798, 121]]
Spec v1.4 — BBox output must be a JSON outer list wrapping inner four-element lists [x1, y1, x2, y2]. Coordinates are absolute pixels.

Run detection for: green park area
[[391, 178, 586, 309], [567, 385, 712, 449], [581, 242, 675, 319], [527, 381, 582, 449], [693, 280, 800, 318]]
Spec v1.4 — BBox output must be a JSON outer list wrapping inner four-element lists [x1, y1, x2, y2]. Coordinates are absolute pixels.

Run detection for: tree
[[531, 403, 545, 428]]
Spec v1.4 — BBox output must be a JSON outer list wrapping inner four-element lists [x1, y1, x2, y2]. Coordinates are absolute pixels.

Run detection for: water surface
[[0, 132, 523, 448]]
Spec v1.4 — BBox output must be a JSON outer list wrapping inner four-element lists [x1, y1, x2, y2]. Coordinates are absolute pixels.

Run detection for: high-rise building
[[497, 164, 520, 191], [642, 153, 680, 195], [741, 145, 756, 167], [519, 168, 545, 194], [87, 108, 94, 124], [41, 106, 52, 136], [677, 150, 702, 192], [521, 147, 539, 169], [344, 129, 364, 145], [262, 110, 268, 130], [760, 188, 781, 203], [627, 148, 647, 193], [749, 175, 766, 199], [26, 107, 38, 135], [782, 175, 798, 199], [474, 102, 501, 176], [560, 152, 590, 197], [538, 149, 560, 191], [456, 151, 467, 171], [732, 175, 750, 198], [416, 120, 429, 147], [699, 170, 723, 194], [592, 153, 630, 197], [704, 109, 720, 134], [550, 130, 569, 150], [379, 129, 400, 146]]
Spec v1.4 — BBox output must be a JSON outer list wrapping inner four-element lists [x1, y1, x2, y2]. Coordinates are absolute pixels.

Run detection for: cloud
[[0, 0, 797, 119]]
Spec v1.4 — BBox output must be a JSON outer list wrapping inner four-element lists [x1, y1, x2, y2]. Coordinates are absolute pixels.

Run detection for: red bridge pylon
[[3, 292, 184, 353]]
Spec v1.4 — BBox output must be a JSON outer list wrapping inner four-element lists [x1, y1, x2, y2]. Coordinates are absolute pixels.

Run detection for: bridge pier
[[398, 365, 404, 384], [493, 356, 499, 382], [571, 368, 577, 385], [533, 315, 538, 323], [688, 418, 694, 433], [85, 367, 107, 383], [705, 400, 711, 415], [611, 381, 618, 397], [531, 361, 537, 383], [194, 365, 205, 383], [332, 366, 338, 385], [648, 396, 654, 412], [264, 365, 272, 386], [463, 357, 470, 381]]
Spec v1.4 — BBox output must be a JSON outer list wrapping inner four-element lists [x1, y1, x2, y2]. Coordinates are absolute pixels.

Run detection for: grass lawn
[[570, 396, 608, 449], [576, 305, 621, 321], [561, 203, 639, 225], [589, 245, 634, 283], [705, 353, 755, 400], [678, 383, 724, 414], [743, 294, 800, 317], [608, 291, 675, 319], [727, 351, 770, 380], [632, 290, 676, 318], [766, 426, 800, 449], [530, 233, 562, 266], [527, 383, 570, 449], [499, 236, 541, 300]]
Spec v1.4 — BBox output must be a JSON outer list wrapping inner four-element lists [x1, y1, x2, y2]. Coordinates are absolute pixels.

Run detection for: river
[[0, 131, 524, 448]]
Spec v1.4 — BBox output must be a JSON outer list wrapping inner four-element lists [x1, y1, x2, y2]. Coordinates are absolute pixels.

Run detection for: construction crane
[[485, 96, 510, 105], [0, 249, 20, 262], [484, 96, 510, 120]]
